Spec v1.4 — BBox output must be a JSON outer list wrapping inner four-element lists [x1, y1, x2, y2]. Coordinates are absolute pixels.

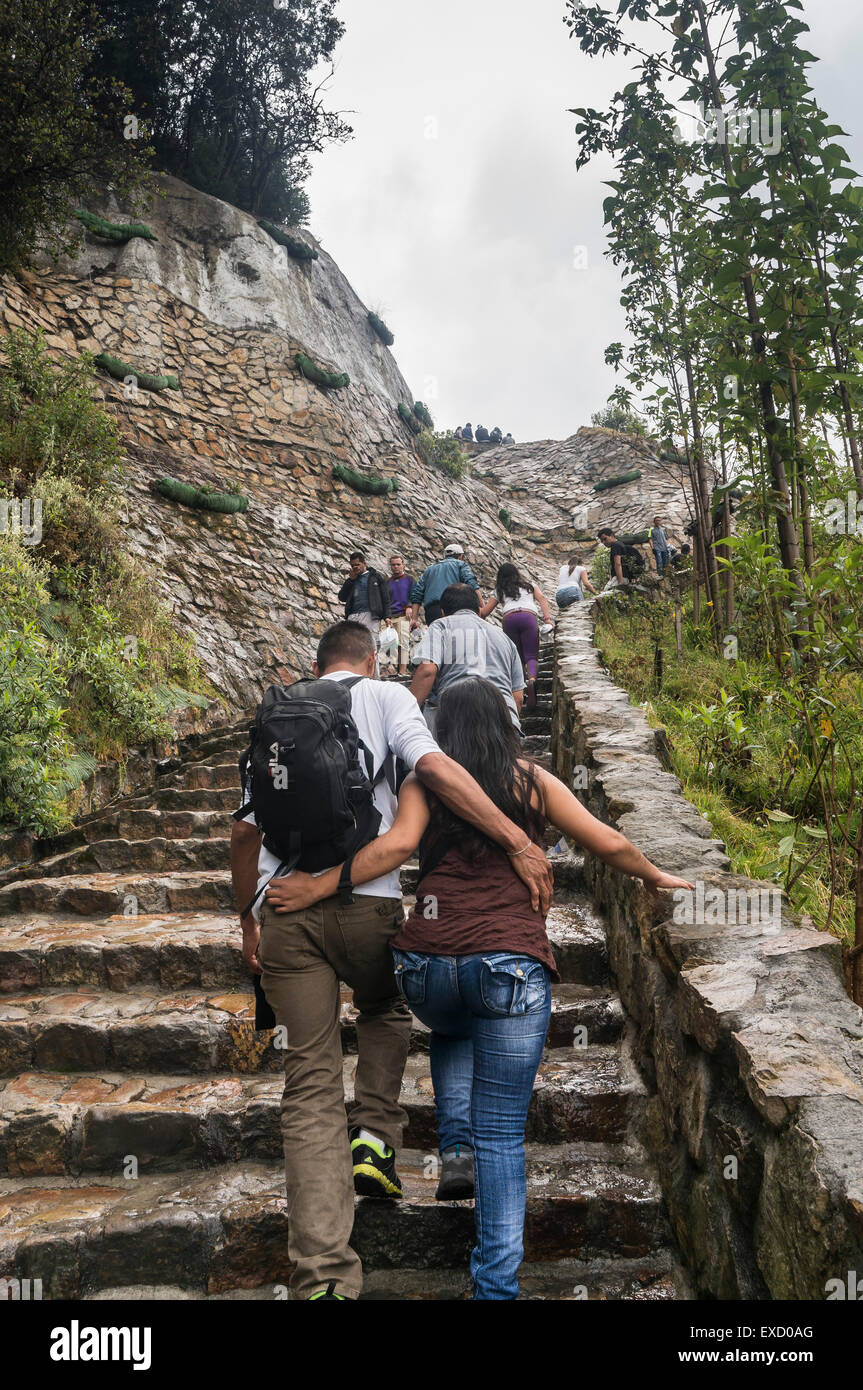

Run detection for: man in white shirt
[[230, 619, 551, 1302]]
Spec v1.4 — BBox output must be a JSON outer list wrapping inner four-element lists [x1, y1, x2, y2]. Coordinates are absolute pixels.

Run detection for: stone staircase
[[0, 657, 691, 1300]]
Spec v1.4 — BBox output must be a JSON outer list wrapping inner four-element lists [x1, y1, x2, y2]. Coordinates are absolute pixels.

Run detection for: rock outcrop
[[0, 175, 692, 718]]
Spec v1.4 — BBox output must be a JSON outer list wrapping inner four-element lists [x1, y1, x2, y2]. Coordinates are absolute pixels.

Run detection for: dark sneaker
[[309, 1281, 347, 1301], [435, 1145, 475, 1201], [350, 1131, 403, 1199]]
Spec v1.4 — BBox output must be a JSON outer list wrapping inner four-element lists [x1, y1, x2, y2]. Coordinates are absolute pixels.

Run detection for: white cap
[[444, 542, 463, 556]]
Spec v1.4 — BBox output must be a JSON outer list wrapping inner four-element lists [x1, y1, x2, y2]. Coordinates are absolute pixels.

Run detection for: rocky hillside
[[0, 175, 692, 715]]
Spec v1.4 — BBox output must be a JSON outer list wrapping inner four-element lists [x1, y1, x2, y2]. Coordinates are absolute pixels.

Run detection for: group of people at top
[[234, 539, 694, 1306], [337, 542, 559, 720], [455, 423, 514, 444]]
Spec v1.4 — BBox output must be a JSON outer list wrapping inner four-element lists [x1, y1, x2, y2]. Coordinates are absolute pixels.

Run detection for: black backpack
[[620, 544, 646, 581], [233, 676, 387, 914]]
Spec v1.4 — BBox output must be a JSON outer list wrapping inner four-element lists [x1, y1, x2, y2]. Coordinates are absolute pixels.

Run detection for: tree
[[0, 0, 150, 273], [93, 0, 351, 222]]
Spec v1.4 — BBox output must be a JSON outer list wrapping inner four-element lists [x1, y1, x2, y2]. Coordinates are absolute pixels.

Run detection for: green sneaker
[[309, 1281, 346, 1301], [350, 1130, 403, 1199]]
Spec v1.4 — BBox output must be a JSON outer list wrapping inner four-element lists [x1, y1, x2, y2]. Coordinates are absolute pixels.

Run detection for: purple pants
[[502, 609, 539, 680]]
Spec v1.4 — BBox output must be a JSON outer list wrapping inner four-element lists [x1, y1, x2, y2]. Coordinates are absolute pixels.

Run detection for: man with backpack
[[409, 542, 480, 627], [597, 526, 645, 587], [230, 619, 553, 1302]]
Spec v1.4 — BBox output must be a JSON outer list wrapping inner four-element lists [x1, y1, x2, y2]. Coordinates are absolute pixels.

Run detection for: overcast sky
[[306, 0, 862, 443]]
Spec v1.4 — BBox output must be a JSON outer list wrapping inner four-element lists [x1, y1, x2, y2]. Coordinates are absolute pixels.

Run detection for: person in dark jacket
[[338, 551, 391, 645], [475, 425, 489, 442], [462, 422, 474, 441], [489, 426, 502, 444]]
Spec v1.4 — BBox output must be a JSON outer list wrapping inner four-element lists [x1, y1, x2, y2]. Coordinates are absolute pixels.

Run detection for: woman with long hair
[[480, 563, 552, 710], [556, 553, 597, 608], [266, 677, 693, 1300]]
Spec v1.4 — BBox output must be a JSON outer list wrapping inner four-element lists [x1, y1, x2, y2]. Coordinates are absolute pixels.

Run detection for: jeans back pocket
[[391, 948, 429, 1006], [480, 954, 547, 1016]]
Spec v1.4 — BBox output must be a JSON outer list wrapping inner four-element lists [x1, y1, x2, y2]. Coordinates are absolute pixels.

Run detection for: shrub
[[368, 311, 394, 345], [258, 220, 318, 260], [417, 429, 467, 480], [590, 405, 648, 436], [397, 402, 421, 435], [594, 469, 642, 492], [413, 401, 433, 429], [94, 353, 179, 392], [619, 529, 651, 545], [499, 506, 512, 531], [0, 333, 210, 830], [75, 210, 154, 242], [294, 352, 349, 389], [0, 332, 123, 491], [332, 463, 399, 496]]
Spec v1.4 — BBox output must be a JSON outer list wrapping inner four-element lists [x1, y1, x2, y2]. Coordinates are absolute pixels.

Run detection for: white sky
[[306, 0, 862, 442]]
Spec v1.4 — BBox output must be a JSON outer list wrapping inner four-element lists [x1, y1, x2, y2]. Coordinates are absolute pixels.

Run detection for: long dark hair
[[495, 562, 528, 602], [427, 677, 544, 860]]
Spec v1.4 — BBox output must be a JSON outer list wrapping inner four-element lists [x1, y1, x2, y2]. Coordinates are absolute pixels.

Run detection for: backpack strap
[[239, 830, 302, 919]]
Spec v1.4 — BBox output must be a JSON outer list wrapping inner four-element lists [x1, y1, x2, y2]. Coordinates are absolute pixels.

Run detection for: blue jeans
[[653, 549, 669, 573], [555, 585, 583, 608], [391, 949, 552, 1300]]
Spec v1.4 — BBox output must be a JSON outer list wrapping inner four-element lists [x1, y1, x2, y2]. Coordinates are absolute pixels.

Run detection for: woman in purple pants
[[481, 564, 553, 710]]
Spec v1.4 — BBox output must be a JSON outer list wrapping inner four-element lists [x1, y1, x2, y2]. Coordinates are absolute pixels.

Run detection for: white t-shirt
[[241, 671, 440, 916], [498, 585, 539, 616], [558, 564, 587, 591]]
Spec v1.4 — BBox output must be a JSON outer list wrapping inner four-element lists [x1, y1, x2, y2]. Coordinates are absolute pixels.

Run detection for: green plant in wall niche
[[593, 469, 642, 493], [413, 401, 433, 429], [258, 220, 318, 259], [332, 463, 399, 496], [294, 352, 349, 389], [94, 353, 179, 391], [397, 402, 421, 435], [156, 477, 249, 513], [499, 507, 512, 531], [75, 210, 155, 242], [619, 530, 650, 545], [368, 311, 394, 346]]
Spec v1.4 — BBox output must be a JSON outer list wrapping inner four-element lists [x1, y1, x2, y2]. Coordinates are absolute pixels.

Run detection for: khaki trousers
[[258, 895, 412, 1300], [392, 613, 411, 671]]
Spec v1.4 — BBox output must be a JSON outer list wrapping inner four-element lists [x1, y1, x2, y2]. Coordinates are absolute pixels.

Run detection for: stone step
[[0, 836, 235, 886], [82, 1254, 688, 1300], [0, 1149, 672, 1296], [0, 1047, 644, 1172], [0, 870, 236, 920], [0, 964, 624, 1076], [0, 819, 233, 887], [83, 788, 241, 816], [159, 764, 241, 791]]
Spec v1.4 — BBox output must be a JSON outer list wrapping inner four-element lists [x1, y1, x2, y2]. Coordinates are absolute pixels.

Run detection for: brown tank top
[[390, 834, 558, 979]]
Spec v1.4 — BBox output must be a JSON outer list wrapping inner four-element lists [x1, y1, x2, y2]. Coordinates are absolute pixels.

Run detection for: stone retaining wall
[[552, 601, 863, 1300]]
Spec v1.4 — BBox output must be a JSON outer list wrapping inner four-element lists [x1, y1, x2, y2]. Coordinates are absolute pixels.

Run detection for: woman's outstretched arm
[[533, 764, 693, 891], [533, 584, 553, 623], [479, 595, 499, 618], [265, 775, 432, 913]]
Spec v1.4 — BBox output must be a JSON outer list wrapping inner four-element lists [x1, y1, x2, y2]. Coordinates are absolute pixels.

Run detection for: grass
[[595, 596, 860, 945]]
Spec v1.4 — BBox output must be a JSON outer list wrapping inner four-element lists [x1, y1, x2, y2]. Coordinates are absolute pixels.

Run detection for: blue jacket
[[410, 557, 479, 607]]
